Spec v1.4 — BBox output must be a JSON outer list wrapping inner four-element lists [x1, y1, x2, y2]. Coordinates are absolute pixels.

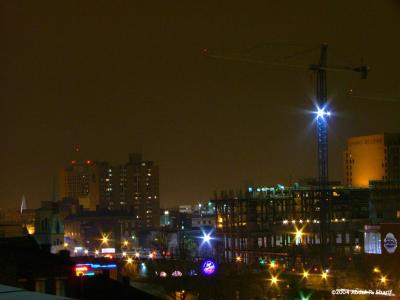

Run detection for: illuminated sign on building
[[383, 233, 397, 254], [74, 263, 117, 277], [201, 259, 216, 275], [101, 248, 116, 254]]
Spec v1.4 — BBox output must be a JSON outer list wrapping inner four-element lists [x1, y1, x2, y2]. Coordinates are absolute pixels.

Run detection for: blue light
[[248, 187, 253, 192], [201, 259, 217, 276], [314, 105, 332, 119], [200, 229, 214, 247]]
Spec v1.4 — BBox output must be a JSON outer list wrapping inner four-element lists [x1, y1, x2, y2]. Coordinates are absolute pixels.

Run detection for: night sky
[[1, 1, 399, 209]]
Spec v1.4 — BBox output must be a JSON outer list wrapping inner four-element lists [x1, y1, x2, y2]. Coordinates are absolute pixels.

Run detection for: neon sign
[[384, 233, 397, 254], [74, 263, 117, 276], [201, 259, 216, 275], [172, 270, 182, 277]]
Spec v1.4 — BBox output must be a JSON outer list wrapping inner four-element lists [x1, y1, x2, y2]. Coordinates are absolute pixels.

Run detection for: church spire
[[20, 195, 27, 214]]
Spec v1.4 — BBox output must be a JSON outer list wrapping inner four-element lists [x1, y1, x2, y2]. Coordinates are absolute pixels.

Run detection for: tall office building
[[59, 154, 160, 230], [59, 160, 108, 211], [113, 153, 160, 230], [344, 133, 400, 187]]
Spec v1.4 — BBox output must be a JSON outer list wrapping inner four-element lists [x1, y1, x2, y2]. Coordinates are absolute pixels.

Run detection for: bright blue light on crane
[[314, 105, 332, 119]]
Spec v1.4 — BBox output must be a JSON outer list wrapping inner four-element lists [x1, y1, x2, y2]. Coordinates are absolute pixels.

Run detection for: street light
[[373, 267, 381, 273], [101, 234, 109, 245], [269, 275, 279, 286], [380, 275, 387, 285], [321, 271, 328, 280], [302, 270, 309, 279], [235, 256, 242, 263], [126, 257, 133, 264]]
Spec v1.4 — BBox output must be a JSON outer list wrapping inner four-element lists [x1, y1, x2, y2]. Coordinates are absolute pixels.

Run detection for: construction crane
[[204, 44, 369, 268]]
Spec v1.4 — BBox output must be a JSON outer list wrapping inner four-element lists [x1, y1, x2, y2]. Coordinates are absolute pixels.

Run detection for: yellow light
[[373, 267, 380, 273], [295, 230, 302, 240], [321, 272, 328, 280], [122, 251, 127, 257], [270, 261, 276, 269], [126, 257, 133, 264], [64, 243, 68, 247], [302, 271, 309, 278], [101, 234, 109, 245], [235, 256, 242, 262], [380, 276, 387, 284], [270, 275, 279, 285], [123, 240, 128, 246]]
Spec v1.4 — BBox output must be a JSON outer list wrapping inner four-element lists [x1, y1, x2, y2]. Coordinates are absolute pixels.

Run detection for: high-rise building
[[59, 160, 108, 211], [124, 153, 160, 230], [59, 153, 160, 230], [344, 133, 400, 187]]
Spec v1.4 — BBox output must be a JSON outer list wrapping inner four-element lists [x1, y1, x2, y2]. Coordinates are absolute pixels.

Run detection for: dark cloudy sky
[[1, 1, 399, 209]]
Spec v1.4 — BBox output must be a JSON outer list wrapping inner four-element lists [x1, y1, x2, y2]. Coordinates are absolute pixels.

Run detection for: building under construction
[[212, 181, 400, 266]]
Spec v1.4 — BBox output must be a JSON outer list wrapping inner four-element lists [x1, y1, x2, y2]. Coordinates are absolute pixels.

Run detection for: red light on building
[[85, 160, 92, 165], [71, 160, 76, 164]]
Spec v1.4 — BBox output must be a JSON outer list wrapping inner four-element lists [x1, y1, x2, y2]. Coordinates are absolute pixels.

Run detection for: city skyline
[[1, 1, 400, 209]]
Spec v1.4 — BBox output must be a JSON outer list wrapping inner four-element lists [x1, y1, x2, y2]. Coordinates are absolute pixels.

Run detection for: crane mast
[[204, 43, 368, 268], [314, 44, 329, 268]]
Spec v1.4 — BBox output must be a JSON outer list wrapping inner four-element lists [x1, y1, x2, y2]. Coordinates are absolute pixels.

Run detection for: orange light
[[75, 266, 88, 276], [235, 256, 242, 262]]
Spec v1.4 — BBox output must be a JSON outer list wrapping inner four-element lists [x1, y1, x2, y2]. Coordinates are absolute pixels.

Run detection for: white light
[[203, 233, 211, 243]]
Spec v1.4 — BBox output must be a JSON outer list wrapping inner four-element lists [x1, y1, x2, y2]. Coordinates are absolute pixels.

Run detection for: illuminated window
[[364, 231, 382, 254]]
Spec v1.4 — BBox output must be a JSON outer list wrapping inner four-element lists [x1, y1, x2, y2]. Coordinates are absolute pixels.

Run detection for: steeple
[[20, 195, 27, 214]]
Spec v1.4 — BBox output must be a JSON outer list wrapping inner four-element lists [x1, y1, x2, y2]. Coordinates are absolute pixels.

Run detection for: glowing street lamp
[[123, 240, 129, 247], [302, 270, 309, 279], [122, 251, 127, 257], [101, 234, 109, 245], [269, 260, 277, 269], [373, 267, 381, 273], [126, 257, 133, 264], [321, 271, 328, 280], [269, 275, 279, 286], [235, 256, 242, 263], [380, 276, 387, 285], [135, 252, 140, 258]]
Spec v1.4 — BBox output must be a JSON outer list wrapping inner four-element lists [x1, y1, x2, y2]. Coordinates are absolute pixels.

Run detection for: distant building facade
[[344, 133, 400, 187], [34, 201, 64, 253], [59, 153, 160, 230], [213, 183, 400, 265]]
